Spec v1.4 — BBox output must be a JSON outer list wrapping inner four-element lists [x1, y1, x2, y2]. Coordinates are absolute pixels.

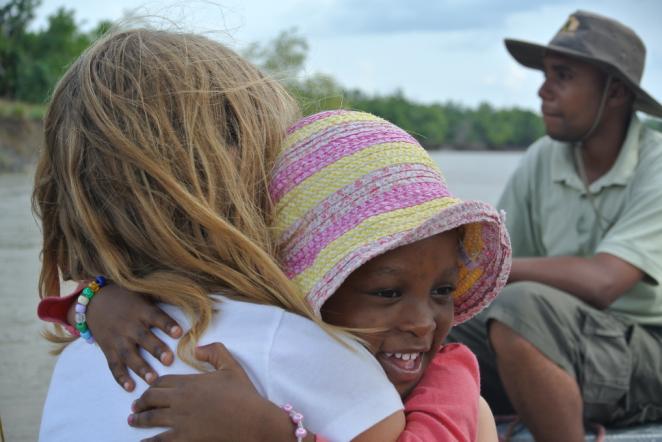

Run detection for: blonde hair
[[32, 28, 323, 363]]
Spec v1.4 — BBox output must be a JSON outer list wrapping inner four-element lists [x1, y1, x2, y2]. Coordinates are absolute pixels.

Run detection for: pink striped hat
[[271, 110, 511, 324]]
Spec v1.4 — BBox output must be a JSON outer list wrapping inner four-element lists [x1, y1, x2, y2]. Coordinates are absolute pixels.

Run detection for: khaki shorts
[[448, 281, 662, 426]]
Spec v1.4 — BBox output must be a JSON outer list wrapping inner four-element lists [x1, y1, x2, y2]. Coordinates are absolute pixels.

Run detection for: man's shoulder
[[638, 124, 662, 160], [525, 135, 563, 159], [639, 119, 662, 141], [512, 135, 563, 180], [630, 124, 662, 184]]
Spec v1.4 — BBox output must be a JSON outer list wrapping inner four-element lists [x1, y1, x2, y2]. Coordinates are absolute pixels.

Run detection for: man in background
[[450, 10, 662, 442]]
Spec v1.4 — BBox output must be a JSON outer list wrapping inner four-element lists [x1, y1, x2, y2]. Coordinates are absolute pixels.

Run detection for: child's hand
[[128, 343, 293, 442], [80, 284, 183, 391]]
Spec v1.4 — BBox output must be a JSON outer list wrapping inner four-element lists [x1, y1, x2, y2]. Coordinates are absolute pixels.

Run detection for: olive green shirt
[[498, 116, 662, 325]]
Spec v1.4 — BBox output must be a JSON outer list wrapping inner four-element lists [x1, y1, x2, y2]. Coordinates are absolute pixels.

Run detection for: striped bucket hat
[[270, 110, 511, 324]]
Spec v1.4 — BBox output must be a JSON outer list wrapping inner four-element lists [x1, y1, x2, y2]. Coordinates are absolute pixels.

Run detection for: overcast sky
[[33, 0, 662, 113]]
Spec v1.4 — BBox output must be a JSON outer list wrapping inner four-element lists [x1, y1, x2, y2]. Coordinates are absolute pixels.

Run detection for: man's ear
[[608, 79, 634, 108]]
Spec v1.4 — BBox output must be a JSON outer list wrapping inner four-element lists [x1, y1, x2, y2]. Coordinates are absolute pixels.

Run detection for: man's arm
[[509, 252, 643, 309]]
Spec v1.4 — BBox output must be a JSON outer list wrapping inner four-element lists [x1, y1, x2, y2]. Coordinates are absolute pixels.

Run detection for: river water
[[0, 150, 523, 441]]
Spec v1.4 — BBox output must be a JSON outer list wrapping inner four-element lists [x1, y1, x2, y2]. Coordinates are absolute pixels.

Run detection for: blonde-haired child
[[36, 28, 406, 441]]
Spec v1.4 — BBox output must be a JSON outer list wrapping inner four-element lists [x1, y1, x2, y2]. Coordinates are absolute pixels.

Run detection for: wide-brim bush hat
[[505, 10, 662, 118], [270, 110, 511, 325]]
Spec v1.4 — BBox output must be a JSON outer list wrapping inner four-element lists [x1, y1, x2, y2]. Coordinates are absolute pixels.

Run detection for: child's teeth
[[386, 352, 421, 360]]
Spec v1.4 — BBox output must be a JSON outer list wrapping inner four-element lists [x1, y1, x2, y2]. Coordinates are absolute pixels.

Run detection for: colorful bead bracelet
[[75, 276, 107, 344]]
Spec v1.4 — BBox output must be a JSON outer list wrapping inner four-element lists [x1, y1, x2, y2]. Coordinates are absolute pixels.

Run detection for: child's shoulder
[[429, 343, 480, 379], [437, 343, 478, 363]]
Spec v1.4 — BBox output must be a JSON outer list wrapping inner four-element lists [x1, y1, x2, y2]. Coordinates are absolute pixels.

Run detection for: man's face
[[320, 231, 457, 398], [538, 53, 607, 141]]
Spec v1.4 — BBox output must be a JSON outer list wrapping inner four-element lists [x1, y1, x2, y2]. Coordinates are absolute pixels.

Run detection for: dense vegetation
[[2, 1, 660, 152], [0, 0, 111, 104], [246, 29, 546, 150]]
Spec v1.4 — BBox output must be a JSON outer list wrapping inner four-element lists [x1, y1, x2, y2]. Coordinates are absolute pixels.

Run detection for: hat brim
[[307, 199, 512, 325], [505, 38, 662, 118]]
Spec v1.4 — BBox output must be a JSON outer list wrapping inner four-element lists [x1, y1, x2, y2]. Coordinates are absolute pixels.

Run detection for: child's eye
[[432, 285, 455, 297], [370, 289, 401, 299]]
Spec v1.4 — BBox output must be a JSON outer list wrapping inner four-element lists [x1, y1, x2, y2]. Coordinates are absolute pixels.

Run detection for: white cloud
[[298, 0, 569, 36], [32, 0, 662, 112]]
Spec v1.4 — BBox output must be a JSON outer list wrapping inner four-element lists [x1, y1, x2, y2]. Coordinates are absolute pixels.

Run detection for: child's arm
[[40, 292, 484, 441], [37, 283, 183, 391], [477, 396, 498, 442], [130, 343, 484, 442], [130, 342, 404, 442], [396, 343, 481, 442], [129, 343, 316, 442]]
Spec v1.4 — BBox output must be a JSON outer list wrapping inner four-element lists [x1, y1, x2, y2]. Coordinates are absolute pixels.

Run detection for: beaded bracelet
[[282, 403, 308, 442], [74, 276, 107, 344]]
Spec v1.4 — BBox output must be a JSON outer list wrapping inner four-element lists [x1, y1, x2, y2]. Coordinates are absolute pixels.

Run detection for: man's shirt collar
[[550, 115, 642, 193]]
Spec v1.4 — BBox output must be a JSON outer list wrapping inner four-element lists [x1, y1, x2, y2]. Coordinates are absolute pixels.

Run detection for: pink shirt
[[399, 343, 480, 442]]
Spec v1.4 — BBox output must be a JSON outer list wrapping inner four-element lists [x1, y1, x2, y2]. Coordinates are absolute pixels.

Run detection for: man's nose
[[538, 78, 553, 101]]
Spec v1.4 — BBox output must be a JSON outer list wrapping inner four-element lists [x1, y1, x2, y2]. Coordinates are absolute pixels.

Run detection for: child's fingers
[[118, 345, 158, 385], [134, 328, 174, 366], [128, 408, 171, 429], [106, 354, 136, 392], [144, 308, 182, 339], [149, 374, 184, 389], [131, 387, 172, 413], [195, 343, 256, 389], [194, 342, 239, 371]]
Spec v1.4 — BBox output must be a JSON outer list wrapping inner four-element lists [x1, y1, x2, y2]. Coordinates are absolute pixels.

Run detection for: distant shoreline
[[0, 143, 528, 174], [0, 99, 530, 173]]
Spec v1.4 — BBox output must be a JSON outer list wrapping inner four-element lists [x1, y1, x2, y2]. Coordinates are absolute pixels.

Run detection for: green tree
[[0, 0, 40, 99], [15, 7, 93, 102], [243, 28, 308, 83], [0, 2, 110, 103], [244, 28, 346, 114], [645, 118, 662, 133], [345, 90, 449, 148], [293, 73, 346, 114]]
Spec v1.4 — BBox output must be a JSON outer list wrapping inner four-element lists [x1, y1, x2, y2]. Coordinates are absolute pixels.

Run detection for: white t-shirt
[[39, 296, 403, 441]]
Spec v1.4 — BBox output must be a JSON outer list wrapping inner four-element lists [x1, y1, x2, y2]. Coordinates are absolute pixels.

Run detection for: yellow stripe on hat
[[281, 112, 383, 154], [292, 197, 461, 295], [455, 264, 484, 300], [454, 223, 485, 299], [275, 142, 441, 232]]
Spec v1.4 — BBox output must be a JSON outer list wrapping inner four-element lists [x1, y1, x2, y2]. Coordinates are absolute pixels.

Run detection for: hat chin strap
[[573, 74, 613, 234], [579, 75, 613, 142]]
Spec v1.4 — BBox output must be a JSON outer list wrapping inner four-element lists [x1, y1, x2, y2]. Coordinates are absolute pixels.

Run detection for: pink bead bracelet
[[282, 403, 308, 441]]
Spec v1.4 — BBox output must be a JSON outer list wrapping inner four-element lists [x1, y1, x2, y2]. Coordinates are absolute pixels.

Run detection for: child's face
[[321, 231, 458, 397]]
